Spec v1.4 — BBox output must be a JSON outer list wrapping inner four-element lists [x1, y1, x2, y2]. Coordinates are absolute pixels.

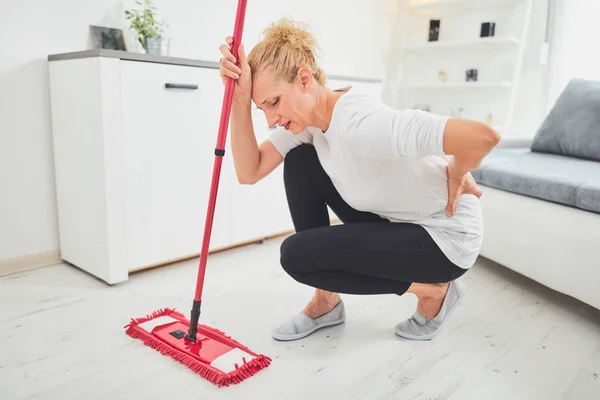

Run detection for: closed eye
[[271, 98, 279, 106]]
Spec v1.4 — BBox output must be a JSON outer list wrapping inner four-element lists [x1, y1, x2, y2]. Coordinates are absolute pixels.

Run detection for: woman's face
[[251, 67, 314, 135]]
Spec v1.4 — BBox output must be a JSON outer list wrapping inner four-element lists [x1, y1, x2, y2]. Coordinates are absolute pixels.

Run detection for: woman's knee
[[280, 233, 310, 280]]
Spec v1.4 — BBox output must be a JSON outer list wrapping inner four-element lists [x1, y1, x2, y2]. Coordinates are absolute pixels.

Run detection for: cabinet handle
[[165, 83, 198, 90]]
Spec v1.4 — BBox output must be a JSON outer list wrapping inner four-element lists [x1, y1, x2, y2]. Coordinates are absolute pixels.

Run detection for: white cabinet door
[[120, 61, 231, 269]]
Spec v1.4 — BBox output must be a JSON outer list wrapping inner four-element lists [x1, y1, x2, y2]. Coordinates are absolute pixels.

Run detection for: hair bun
[[263, 18, 318, 57]]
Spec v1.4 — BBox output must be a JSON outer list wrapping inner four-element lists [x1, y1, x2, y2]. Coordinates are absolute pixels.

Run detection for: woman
[[218, 19, 498, 341]]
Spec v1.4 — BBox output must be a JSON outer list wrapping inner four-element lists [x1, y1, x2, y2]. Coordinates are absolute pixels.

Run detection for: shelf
[[402, 36, 520, 52], [402, 0, 523, 13], [399, 81, 513, 89]]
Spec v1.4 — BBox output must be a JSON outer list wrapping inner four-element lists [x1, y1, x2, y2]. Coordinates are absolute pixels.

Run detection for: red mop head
[[125, 308, 271, 387]]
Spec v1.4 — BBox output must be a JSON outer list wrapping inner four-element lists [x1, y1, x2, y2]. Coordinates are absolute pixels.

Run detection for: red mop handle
[[194, 0, 248, 303]]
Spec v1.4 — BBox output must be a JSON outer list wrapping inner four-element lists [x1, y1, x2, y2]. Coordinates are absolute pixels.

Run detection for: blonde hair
[[247, 18, 326, 85]]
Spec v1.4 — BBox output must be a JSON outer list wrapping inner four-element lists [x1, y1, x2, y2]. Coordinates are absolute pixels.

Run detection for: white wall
[[546, 0, 600, 109], [0, 0, 387, 264]]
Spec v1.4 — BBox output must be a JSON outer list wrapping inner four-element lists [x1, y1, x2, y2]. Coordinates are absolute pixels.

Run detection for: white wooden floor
[[2, 235, 600, 400]]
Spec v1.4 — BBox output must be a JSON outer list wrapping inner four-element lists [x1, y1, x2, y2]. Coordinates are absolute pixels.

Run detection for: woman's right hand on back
[[219, 36, 251, 100]]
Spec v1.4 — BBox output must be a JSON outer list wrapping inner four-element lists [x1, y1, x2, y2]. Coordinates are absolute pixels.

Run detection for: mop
[[124, 0, 272, 387]]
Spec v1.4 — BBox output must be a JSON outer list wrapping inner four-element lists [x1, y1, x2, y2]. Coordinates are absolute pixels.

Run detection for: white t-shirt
[[267, 87, 483, 269]]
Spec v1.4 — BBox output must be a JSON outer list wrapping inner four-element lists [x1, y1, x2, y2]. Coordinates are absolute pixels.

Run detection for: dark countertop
[[48, 49, 382, 84]]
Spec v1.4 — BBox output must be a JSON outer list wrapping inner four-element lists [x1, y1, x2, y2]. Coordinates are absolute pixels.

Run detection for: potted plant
[[125, 0, 169, 56]]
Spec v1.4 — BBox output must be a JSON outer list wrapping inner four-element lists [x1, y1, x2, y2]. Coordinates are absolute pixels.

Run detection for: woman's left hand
[[446, 160, 483, 217]]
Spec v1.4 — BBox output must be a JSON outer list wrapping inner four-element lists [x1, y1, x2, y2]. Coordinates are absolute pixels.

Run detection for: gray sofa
[[472, 78, 600, 310]]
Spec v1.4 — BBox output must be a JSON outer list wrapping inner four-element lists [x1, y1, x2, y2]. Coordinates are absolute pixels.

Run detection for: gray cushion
[[531, 78, 600, 162], [472, 148, 600, 213]]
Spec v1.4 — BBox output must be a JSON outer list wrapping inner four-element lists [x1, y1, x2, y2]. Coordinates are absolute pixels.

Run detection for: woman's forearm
[[230, 98, 261, 184], [443, 119, 501, 177]]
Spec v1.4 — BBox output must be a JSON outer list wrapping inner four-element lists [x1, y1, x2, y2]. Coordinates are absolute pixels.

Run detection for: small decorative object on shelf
[[89, 26, 127, 51], [428, 19, 440, 42], [484, 113, 493, 125], [466, 68, 478, 82], [438, 70, 447, 82], [125, 0, 170, 56], [480, 22, 496, 37]]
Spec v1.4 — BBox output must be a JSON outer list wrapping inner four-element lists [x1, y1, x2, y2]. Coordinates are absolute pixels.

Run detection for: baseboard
[[0, 250, 62, 277]]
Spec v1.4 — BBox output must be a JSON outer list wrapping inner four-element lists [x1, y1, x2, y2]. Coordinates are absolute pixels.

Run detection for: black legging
[[279, 144, 467, 296]]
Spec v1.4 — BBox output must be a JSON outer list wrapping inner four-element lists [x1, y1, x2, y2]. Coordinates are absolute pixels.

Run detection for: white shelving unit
[[389, 0, 533, 136]]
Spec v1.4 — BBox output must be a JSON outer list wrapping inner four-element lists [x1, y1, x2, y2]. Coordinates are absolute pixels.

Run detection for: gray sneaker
[[271, 302, 345, 341], [395, 279, 465, 341]]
